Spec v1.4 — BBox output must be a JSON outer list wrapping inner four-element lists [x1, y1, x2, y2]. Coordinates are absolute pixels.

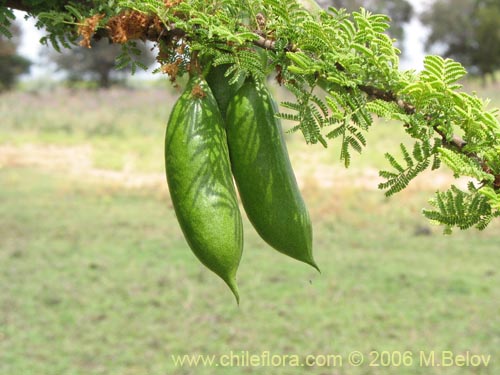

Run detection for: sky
[[400, 0, 431, 70], [15, 11, 46, 78], [14, 0, 432, 79]]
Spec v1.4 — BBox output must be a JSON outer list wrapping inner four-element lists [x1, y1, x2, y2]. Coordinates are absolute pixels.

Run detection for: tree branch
[[357, 72, 500, 186], [313, 51, 497, 184]]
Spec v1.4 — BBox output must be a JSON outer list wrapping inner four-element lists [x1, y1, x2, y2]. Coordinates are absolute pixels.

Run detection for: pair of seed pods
[[165, 66, 318, 302]]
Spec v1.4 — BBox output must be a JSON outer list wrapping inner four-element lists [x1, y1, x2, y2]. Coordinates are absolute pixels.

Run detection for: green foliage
[[438, 148, 493, 182], [0, 6, 15, 38], [1, 0, 500, 232], [324, 88, 371, 167], [209, 49, 265, 84], [330, 0, 413, 46], [279, 77, 329, 148], [400, 56, 467, 114], [36, 4, 83, 51], [115, 42, 150, 74], [379, 141, 434, 196], [423, 184, 498, 234]]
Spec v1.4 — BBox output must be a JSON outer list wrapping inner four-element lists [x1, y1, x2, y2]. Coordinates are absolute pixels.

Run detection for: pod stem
[[188, 51, 202, 77]]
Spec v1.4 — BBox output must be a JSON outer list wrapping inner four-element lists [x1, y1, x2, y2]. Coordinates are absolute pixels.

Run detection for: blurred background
[[1, 0, 499, 374]]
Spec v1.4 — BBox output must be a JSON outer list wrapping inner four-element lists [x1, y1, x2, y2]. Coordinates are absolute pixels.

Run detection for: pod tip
[[308, 259, 321, 274], [225, 277, 240, 305]]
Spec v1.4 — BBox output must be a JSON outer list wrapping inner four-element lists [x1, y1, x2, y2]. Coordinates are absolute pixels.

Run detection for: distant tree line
[[45, 39, 155, 89]]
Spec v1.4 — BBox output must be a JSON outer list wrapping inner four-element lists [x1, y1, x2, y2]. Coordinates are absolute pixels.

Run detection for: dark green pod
[[226, 78, 318, 271], [165, 75, 243, 302], [205, 64, 245, 119]]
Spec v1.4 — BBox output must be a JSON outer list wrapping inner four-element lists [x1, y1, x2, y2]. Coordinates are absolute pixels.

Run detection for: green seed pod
[[226, 78, 318, 271], [165, 75, 243, 302], [205, 64, 245, 119]]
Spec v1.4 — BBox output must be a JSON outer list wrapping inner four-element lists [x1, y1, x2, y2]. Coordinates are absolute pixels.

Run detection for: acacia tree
[[1, 0, 499, 231]]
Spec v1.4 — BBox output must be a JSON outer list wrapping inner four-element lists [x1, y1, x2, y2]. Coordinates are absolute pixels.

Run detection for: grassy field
[[0, 85, 499, 374]]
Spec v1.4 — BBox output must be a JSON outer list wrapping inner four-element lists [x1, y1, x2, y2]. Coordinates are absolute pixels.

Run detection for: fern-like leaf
[[0, 7, 15, 38], [423, 185, 494, 233], [438, 148, 494, 182], [379, 140, 436, 196]]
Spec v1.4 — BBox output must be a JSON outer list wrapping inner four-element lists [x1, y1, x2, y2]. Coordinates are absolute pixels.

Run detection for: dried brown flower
[[78, 14, 105, 48], [106, 10, 150, 44], [191, 84, 206, 99], [161, 58, 183, 82], [165, 0, 183, 8]]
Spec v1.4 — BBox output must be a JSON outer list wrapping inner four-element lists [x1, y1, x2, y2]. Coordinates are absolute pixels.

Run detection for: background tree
[[46, 39, 155, 88], [0, 21, 30, 91], [421, 0, 500, 85], [325, 0, 413, 50]]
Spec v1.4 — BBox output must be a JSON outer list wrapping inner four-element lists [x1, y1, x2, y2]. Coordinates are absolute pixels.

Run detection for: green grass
[[0, 86, 420, 174], [0, 87, 177, 173], [0, 84, 499, 374], [0, 168, 498, 375]]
